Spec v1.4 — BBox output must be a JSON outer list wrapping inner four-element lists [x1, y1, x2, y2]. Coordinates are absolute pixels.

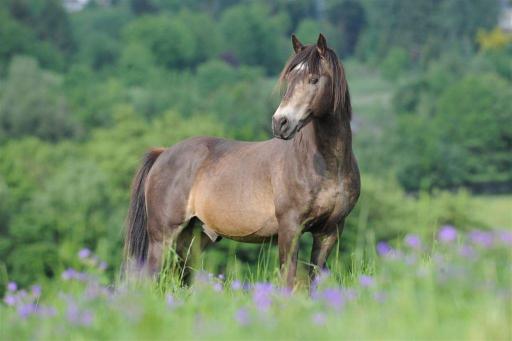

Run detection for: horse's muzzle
[[272, 115, 312, 140], [272, 116, 290, 139]]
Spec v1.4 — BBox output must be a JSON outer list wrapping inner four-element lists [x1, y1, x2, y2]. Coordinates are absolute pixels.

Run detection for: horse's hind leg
[[147, 239, 165, 277], [175, 221, 197, 284], [175, 219, 214, 285], [145, 223, 186, 278]]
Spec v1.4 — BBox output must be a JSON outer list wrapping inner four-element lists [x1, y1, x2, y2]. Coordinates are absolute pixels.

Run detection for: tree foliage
[[358, 0, 500, 64], [393, 72, 512, 192], [0, 57, 78, 142], [219, 3, 289, 73]]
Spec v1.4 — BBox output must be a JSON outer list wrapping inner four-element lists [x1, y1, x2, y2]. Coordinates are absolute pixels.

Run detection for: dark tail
[[123, 148, 165, 269]]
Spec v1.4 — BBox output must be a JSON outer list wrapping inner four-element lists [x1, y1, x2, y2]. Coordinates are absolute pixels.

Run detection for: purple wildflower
[[31, 285, 42, 298], [279, 287, 293, 298], [62, 268, 77, 281], [404, 234, 422, 250], [212, 282, 223, 292], [195, 271, 211, 284], [231, 280, 242, 291], [4, 295, 16, 306], [7, 281, 17, 292], [66, 301, 80, 322], [459, 244, 477, 259], [78, 248, 91, 259], [468, 230, 494, 248], [99, 261, 108, 271], [81, 311, 94, 326], [242, 282, 251, 291], [376, 241, 392, 256], [166, 294, 175, 307], [312, 312, 327, 325], [497, 230, 512, 246], [359, 275, 374, 288], [218, 274, 225, 280], [252, 283, 273, 311], [17, 304, 36, 319], [67, 301, 94, 326], [312, 269, 331, 291], [321, 288, 344, 310], [234, 308, 250, 326], [438, 225, 457, 243]]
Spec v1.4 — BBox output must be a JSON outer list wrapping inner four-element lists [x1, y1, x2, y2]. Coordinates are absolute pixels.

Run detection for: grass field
[[1, 224, 511, 340], [470, 195, 512, 228]]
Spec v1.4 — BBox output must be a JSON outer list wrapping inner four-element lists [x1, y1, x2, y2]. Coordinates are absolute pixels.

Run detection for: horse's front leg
[[277, 214, 303, 289], [309, 222, 342, 286]]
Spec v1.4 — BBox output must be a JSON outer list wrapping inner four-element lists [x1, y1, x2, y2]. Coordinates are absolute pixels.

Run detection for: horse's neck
[[292, 114, 353, 174]]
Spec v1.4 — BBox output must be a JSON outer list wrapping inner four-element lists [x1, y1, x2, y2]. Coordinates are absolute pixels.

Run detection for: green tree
[[0, 10, 33, 70], [0, 9, 64, 71], [0, 56, 79, 142], [130, 0, 157, 15], [394, 73, 512, 191], [435, 74, 512, 190], [358, 0, 499, 64], [4, 0, 75, 54], [219, 3, 289, 74], [380, 47, 411, 81], [326, 0, 367, 56], [71, 6, 133, 69], [295, 19, 339, 52], [123, 14, 197, 69]]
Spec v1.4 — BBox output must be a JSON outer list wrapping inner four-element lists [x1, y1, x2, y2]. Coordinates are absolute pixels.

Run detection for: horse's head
[[273, 34, 349, 140]]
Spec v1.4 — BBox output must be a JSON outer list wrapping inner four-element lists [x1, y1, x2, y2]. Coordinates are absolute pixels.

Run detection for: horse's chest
[[312, 182, 340, 213], [306, 175, 359, 227]]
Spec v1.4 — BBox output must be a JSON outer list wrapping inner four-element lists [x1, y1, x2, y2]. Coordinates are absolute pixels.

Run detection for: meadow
[[2, 224, 511, 340]]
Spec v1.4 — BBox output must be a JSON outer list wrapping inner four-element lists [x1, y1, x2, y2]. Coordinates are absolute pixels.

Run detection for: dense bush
[[0, 57, 79, 142], [391, 71, 512, 192]]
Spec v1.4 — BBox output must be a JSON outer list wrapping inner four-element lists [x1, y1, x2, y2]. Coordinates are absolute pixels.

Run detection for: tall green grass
[[2, 224, 510, 340]]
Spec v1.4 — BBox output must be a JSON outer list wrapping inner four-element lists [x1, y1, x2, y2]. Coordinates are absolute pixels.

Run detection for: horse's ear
[[316, 33, 327, 57], [291, 34, 304, 53]]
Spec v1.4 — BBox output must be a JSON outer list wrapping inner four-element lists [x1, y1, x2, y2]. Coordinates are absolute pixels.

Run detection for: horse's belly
[[192, 182, 278, 238], [197, 201, 278, 238]]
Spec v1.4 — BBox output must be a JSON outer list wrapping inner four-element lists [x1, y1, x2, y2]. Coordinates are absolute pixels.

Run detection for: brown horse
[[124, 34, 360, 288]]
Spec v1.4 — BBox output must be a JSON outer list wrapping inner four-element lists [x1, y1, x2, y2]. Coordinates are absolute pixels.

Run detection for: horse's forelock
[[278, 45, 350, 120]]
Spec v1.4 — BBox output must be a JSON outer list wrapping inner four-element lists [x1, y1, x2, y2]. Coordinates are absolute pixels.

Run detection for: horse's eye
[[309, 77, 319, 84]]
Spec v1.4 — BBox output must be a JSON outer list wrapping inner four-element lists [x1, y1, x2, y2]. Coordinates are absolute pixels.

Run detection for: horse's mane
[[278, 45, 351, 121]]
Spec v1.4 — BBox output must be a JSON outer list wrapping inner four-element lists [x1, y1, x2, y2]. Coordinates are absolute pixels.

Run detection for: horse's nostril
[[280, 117, 288, 129]]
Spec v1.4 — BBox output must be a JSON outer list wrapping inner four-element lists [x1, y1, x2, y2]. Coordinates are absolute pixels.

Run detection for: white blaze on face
[[294, 62, 307, 72], [273, 62, 315, 126]]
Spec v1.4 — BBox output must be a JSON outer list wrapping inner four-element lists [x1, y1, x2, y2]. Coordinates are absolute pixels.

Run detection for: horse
[[123, 34, 361, 288]]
